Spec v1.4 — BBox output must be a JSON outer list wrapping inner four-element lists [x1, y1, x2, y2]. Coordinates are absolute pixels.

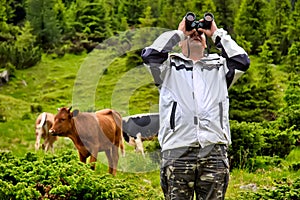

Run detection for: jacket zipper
[[170, 102, 177, 130], [219, 102, 224, 129]]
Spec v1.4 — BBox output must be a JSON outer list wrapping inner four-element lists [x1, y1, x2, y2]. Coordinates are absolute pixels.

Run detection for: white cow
[[35, 112, 57, 153]]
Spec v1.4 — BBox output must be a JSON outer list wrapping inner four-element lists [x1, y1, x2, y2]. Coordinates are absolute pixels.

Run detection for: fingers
[[178, 18, 196, 37], [201, 20, 218, 37]]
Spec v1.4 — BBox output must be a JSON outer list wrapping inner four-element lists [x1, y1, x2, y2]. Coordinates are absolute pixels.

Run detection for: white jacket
[[141, 29, 250, 152]]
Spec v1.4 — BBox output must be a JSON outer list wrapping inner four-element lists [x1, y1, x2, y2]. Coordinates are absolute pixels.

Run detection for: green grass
[[226, 152, 300, 199], [0, 53, 299, 199]]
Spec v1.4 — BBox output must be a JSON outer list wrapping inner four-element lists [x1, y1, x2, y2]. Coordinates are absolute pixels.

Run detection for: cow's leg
[[89, 153, 98, 170], [79, 152, 87, 163], [49, 138, 56, 153], [44, 140, 50, 152], [111, 145, 119, 176], [35, 131, 43, 151], [120, 142, 125, 157], [49, 143, 54, 153], [105, 149, 115, 175]]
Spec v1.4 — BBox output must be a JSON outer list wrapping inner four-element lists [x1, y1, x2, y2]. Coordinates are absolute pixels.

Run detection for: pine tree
[[8, 0, 26, 25], [212, 0, 236, 33], [234, 0, 268, 54], [284, 0, 300, 72], [138, 6, 156, 28], [0, 0, 14, 33], [259, 0, 292, 64], [76, 0, 111, 41], [26, 0, 61, 49]]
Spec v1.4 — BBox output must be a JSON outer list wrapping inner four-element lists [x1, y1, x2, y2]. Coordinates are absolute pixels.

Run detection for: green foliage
[[258, 38, 276, 64], [26, 0, 62, 49], [234, 0, 268, 54], [229, 120, 298, 170], [1, 0, 300, 66], [283, 75, 300, 107], [248, 156, 282, 172], [277, 74, 300, 131], [0, 21, 41, 70], [0, 150, 161, 199], [285, 42, 300, 73], [212, 0, 236, 33], [229, 60, 283, 122], [229, 120, 265, 169], [138, 6, 156, 28], [289, 162, 300, 171], [260, 0, 292, 64], [260, 122, 298, 158], [237, 177, 300, 199]]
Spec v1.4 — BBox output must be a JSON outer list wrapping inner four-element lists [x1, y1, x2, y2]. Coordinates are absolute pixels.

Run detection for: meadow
[[0, 52, 299, 199]]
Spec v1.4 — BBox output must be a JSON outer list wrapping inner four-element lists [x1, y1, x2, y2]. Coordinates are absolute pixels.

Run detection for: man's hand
[[198, 20, 218, 38], [178, 17, 196, 37]]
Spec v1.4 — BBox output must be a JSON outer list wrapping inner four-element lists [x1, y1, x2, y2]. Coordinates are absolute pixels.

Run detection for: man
[[141, 13, 250, 200]]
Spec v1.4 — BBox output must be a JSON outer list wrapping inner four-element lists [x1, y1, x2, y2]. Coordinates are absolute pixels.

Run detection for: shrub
[[260, 124, 298, 158], [0, 150, 160, 200], [229, 120, 265, 169], [0, 22, 42, 70], [230, 120, 299, 170], [236, 177, 300, 199], [247, 156, 283, 172]]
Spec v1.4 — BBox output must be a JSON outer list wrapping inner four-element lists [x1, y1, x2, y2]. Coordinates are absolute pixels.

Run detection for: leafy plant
[[0, 150, 162, 200]]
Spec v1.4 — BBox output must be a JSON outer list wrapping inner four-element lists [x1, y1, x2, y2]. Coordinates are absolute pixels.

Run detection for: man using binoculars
[[141, 12, 250, 200]]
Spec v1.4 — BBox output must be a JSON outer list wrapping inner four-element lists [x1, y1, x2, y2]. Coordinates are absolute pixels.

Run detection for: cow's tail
[[35, 112, 47, 151], [112, 110, 125, 157], [38, 112, 47, 128]]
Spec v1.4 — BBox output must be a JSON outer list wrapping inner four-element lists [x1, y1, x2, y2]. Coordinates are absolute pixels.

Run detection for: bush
[[229, 120, 265, 169], [260, 124, 298, 158], [236, 177, 300, 199], [0, 22, 42, 70], [247, 156, 282, 172], [229, 120, 298, 170], [0, 150, 160, 200]]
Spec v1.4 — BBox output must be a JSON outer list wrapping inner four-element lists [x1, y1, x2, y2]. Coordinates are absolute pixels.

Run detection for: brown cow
[[35, 112, 58, 153], [49, 107, 125, 176]]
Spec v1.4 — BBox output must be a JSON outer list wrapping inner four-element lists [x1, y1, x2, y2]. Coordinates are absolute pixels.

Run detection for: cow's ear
[[72, 109, 79, 117]]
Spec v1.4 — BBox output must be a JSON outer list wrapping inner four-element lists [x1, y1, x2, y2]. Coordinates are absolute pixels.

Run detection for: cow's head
[[49, 107, 79, 136]]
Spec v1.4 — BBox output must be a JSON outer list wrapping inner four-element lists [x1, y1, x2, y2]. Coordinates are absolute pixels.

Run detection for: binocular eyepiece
[[185, 12, 214, 34]]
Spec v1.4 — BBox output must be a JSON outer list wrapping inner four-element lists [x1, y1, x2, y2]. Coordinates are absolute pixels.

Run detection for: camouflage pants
[[160, 144, 230, 200]]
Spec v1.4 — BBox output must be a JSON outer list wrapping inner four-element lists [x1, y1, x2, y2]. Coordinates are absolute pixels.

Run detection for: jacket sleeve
[[212, 28, 250, 88], [141, 30, 186, 87], [141, 30, 186, 65]]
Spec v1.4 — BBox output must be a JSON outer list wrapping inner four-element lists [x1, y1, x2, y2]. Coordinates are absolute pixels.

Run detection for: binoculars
[[185, 12, 214, 34]]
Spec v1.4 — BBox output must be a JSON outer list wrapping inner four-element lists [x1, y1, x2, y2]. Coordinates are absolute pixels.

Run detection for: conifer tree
[[138, 6, 156, 28], [26, 0, 61, 49], [0, 0, 14, 33], [78, 0, 110, 41], [285, 0, 300, 72], [259, 0, 292, 64], [8, 0, 26, 25], [234, 0, 268, 54], [212, 0, 236, 33]]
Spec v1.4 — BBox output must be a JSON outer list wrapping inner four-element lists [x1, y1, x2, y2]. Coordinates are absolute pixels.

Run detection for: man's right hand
[[178, 17, 196, 37]]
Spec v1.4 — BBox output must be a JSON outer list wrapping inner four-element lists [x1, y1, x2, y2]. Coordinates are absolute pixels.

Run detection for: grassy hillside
[[0, 52, 299, 199]]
